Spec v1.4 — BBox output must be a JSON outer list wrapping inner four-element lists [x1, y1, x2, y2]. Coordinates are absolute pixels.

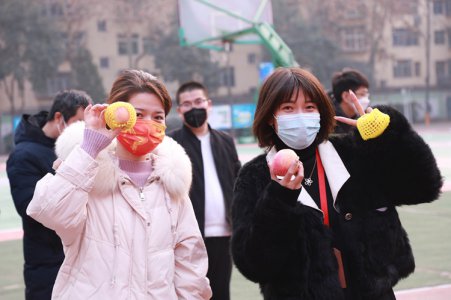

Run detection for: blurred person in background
[[26, 70, 211, 299], [168, 81, 241, 300], [331, 69, 370, 134], [6, 90, 91, 300]]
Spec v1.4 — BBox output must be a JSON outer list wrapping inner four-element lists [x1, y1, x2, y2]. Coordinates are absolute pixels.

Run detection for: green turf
[[395, 192, 451, 290], [0, 172, 21, 231], [1, 125, 449, 298], [0, 240, 24, 300], [1, 194, 449, 299]]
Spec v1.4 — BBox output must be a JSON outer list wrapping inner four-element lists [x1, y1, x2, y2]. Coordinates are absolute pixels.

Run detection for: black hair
[[176, 81, 208, 105], [47, 90, 92, 122], [331, 69, 369, 103]]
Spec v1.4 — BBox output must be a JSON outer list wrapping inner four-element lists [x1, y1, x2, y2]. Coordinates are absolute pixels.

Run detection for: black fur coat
[[231, 106, 443, 300]]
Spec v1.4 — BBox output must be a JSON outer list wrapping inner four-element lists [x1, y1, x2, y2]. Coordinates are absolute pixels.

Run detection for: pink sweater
[[81, 128, 152, 187]]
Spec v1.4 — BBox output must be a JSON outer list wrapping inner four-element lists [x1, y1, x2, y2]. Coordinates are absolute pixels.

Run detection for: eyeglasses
[[179, 98, 208, 110]]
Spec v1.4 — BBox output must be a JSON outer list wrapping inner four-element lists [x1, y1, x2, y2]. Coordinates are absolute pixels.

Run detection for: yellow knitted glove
[[104, 102, 137, 130], [356, 108, 390, 140]]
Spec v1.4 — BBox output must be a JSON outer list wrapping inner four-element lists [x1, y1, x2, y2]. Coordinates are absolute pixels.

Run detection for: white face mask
[[358, 96, 371, 111], [275, 113, 321, 150]]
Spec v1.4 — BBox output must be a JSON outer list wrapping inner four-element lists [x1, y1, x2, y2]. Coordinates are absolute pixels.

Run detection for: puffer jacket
[[27, 121, 212, 300]]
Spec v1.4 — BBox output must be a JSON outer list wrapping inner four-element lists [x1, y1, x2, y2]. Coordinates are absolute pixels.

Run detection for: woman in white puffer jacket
[[27, 70, 212, 300]]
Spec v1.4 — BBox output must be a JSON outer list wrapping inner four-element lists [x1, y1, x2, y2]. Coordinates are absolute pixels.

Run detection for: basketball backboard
[[178, 0, 273, 50]]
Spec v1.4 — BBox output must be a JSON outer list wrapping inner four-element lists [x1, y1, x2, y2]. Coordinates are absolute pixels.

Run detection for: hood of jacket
[[55, 121, 192, 201], [14, 111, 55, 147]]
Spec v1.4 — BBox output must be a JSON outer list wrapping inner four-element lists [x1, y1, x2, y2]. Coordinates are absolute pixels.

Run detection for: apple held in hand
[[271, 149, 299, 177]]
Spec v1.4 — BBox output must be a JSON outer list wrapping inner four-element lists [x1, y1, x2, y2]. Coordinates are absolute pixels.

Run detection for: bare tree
[[0, 0, 65, 151]]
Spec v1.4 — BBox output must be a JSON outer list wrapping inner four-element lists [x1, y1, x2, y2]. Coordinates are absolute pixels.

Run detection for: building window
[[393, 28, 419, 46], [435, 30, 446, 44], [73, 32, 85, 48], [447, 0, 451, 15], [46, 73, 71, 96], [436, 60, 451, 86], [436, 61, 446, 78], [415, 62, 421, 76], [393, 0, 418, 14], [59, 31, 85, 51], [341, 27, 367, 52], [117, 34, 139, 55], [142, 37, 152, 54], [220, 67, 235, 87], [50, 2, 64, 17], [248, 53, 256, 64], [393, 60, 412, 78], [100, 57, 109, 69], [97, 20, 107, 32], [433, 0, 444, 14]]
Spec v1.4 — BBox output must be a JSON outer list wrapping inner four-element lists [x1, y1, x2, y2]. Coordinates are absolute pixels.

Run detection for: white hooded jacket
[[27, 121, 212, 299]]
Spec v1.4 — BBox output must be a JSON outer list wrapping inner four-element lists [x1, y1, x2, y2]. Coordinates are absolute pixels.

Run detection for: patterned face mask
[[117, 119, 166, 156]]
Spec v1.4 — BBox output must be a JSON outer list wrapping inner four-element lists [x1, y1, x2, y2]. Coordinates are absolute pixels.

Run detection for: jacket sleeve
[[7, 150, 52, 218], [337, 105, 443, 207], [227, 135, 242, 177], [173, 196, 212, 300], [231, 160, 304, 283], [26, 146, 99, 246]]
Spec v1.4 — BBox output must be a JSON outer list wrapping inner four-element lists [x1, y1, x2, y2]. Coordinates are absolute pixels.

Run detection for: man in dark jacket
[[331, 69, 371, 134], [168, 81, 241, 300], [7, 90, 91, 300]]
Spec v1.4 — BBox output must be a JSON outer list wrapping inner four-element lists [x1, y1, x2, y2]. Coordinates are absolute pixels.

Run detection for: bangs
[[278, 76, 301, 105]]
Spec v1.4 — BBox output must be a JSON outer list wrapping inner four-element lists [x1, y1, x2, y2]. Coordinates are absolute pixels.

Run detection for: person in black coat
[[231, 67, 443, 300], [168, 81, 241, 300], [7, 90, 91, 300]]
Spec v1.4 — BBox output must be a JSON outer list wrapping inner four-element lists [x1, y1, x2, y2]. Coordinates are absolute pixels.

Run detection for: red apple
[[271, 149, 298, 176]]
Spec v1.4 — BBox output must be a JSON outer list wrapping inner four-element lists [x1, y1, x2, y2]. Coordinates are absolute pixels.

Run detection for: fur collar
[[55, 121, 192, 201]]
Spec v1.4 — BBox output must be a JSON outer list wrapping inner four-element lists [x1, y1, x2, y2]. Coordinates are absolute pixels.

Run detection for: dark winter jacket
[[6, 112, 64, 300], [231, 106, 442, 300], [168, 124, 241, 236]]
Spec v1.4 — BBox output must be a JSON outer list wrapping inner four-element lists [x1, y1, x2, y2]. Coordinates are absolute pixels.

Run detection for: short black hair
[[332, 69, 369, 103], [47, 90, 92, 122], [176, 81, 208, 105]]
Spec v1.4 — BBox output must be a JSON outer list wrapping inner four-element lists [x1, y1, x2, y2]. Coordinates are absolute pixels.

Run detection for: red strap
[[316, 149, 329, 226], [317, 150, 347, 287]]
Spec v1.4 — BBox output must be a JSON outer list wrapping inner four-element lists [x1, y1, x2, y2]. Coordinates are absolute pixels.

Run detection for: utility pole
[[425, 0, 431, 126], [224, 41, 235, 139]]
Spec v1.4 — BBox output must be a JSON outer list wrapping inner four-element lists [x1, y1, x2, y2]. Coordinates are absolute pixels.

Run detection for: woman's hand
[[269, 160, 304, 190], [334, 90, 372, 126], [84, 104, 121, 139]]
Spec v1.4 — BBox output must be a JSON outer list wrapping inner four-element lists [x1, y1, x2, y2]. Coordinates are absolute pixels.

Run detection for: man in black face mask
[[168, 81, 241, 300]]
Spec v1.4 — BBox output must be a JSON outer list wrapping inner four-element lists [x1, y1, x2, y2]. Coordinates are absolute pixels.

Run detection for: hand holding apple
[[271, 149, 299, 177], [269, 149, 304, 190]]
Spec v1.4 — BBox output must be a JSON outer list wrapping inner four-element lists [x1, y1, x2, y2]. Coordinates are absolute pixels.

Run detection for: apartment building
[[311, 0, 451, 122]]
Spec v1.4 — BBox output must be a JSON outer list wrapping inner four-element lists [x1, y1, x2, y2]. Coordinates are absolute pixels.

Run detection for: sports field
[[0, 122, 450, 299]]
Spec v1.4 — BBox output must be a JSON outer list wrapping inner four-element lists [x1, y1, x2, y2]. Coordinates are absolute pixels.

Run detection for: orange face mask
[[117, 119, 166, 156]]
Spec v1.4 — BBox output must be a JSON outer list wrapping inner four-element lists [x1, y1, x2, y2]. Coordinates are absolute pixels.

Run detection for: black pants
[[205, 236, 232, 300]]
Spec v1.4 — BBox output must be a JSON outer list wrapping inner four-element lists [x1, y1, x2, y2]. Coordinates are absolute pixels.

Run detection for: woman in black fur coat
[[231, 67, 443, 300]]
